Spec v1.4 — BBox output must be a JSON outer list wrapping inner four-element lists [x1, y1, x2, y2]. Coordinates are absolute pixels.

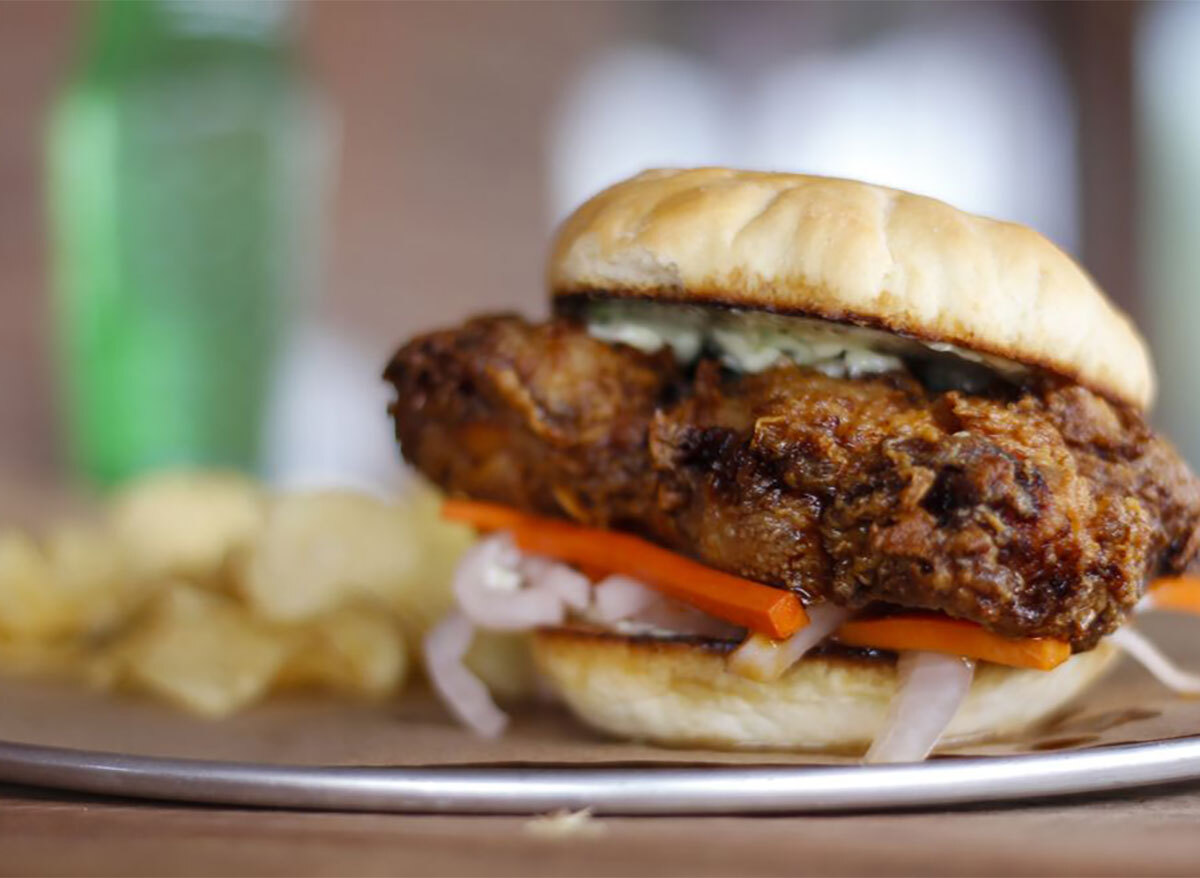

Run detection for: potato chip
[[0, 531, 69, 639], [0, 524, 146, 642], [238, 490, 421, 622], [104, 584, 291, 718], [43, 523, 141, 635], [108, 470, 266, 583], [277, 605, 408, 698]]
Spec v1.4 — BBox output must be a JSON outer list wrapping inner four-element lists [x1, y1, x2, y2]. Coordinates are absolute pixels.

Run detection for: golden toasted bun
[[532, 629, 1118, 753], [549, 168, 1154, 410]]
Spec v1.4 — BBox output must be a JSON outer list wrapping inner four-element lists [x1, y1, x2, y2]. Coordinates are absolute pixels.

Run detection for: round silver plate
[[1, 735, 1199, 814]]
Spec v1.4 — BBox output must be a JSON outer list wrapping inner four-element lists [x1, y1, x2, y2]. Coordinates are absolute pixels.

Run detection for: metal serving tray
[[1, 735, 1197, 814]]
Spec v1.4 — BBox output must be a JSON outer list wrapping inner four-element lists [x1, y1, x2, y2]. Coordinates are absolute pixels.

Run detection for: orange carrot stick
[[835, 615, 1071, 671], [442, 499, 808, 639], [441, 499, 528, 533], [1148, 577, 1200, 615]]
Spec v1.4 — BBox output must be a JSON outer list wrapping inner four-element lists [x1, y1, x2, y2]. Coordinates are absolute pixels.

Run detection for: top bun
[[549, 168, 1154, 410]]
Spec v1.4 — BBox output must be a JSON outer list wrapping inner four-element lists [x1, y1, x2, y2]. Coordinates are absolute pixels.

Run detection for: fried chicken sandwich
[[385, 168, 1200, 761]]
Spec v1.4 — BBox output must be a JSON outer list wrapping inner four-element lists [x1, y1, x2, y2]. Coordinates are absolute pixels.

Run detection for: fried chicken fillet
[[386, 314, 1200, 651]]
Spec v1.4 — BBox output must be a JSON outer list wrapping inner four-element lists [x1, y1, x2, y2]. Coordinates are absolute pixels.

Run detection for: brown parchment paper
[[0, 612, 1197, 768]]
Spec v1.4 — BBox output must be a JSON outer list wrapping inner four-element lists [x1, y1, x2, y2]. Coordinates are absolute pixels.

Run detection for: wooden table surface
[[5, 779, 1200, 877]]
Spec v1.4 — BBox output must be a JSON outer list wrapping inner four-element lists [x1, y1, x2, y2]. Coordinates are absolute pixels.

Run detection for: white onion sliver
[[590, 575, 659, 623], [423, 611, 508, 738], [527, 561, 591, 611], [865, 652, 975, 764], [728, 604, 851, 682], [452, 534, 565, 631], [1111, 627, 1200, 696]]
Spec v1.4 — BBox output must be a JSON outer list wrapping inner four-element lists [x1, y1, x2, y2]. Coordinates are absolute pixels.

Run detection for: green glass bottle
[[47, 0, 329, 485]]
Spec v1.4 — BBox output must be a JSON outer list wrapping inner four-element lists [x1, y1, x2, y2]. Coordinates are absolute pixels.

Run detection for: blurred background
[[0, 0, 1197, 492]]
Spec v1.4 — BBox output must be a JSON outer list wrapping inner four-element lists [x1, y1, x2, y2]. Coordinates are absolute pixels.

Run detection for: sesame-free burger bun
[[549, 168, 1154, 410], [532, 628, 1119, 753]]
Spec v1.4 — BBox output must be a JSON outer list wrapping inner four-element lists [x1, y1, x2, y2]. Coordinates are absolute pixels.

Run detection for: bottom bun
[[532, 628, 1119, 753]]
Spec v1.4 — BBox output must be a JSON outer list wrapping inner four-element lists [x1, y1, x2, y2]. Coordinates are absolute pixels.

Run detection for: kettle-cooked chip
[[0, 531, 67, 639], [44, 523, 141, 635], [238, 490, 420, 622], [277, 605, 409, 698], [109, 470, 266, 583], [104, 584, 291, 718]]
